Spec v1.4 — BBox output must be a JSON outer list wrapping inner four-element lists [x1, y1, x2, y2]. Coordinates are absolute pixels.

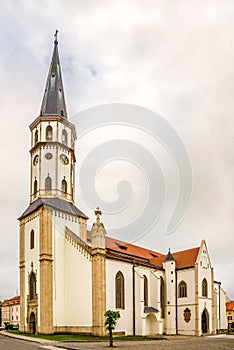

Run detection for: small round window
[[45, 153, 53, 160]]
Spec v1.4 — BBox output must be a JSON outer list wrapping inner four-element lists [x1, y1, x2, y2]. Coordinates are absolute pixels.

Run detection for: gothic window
[[46, 125, 53, 141], [143, 275, 148, 307], [29, 272, 36, 300], [202, 278, 208, 297], [160, 277, 165, 318], [62, 129, 67, 145], [61, 178, 67, 194], [35, 130, 38, 144], [45, 175, 52, 191], [178, 280, 187, 298], [115, 271, 125, 309], [33, 179, 37, 194], [30, 230, 34, 250]]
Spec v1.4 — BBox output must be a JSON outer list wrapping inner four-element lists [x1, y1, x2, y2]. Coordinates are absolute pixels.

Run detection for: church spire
[[40, 31, 67, 119]]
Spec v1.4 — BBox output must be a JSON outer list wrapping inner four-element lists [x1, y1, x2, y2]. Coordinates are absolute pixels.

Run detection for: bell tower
[[29, 31, 76, 204], [19, 32, 88, 335]]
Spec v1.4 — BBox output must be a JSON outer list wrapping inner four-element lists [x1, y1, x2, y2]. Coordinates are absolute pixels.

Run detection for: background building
[[226, 301, 234, 331], [2, 296, 20, 326]]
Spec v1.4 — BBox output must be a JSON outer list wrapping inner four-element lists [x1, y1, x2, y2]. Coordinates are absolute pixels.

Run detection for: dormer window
[[46, 125, 53, 141]]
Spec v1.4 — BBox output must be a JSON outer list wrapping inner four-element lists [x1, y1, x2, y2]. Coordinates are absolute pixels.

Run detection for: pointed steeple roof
[[164, 248, 175, 262], [40, 31, 67, 119]]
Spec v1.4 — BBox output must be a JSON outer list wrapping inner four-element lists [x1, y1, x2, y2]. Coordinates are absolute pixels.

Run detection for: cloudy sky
[[0, 0, 234, 301]]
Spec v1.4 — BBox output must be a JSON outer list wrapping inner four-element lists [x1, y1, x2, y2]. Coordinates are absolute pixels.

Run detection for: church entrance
[[201, 309, 208, 334], [29, 312, 36, 334], [146, 314, 157, 334]]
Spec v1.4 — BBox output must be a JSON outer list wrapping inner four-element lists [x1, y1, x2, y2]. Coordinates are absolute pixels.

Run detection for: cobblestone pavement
[[55, 336, 234, 350], [1, 332, 234, 350]]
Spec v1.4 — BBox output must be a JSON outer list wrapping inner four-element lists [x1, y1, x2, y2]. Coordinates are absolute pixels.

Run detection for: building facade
[[226, 301, 234, 331], [2, 296, 20, 326], [19, 35, 227, 336]]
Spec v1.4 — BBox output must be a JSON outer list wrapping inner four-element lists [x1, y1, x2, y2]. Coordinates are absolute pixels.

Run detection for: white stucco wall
[[106, 259, 134, 335], [177, 268, 196, 335], [53, 214, 92, 327], [214, 282, 227, 331], [106, 260, 164, 336]]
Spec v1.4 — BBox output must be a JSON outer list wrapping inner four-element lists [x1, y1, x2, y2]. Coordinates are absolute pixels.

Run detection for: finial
[[169, 248, 170, 253], [54, 30, 58, 44], [95, 207, 102, 224]]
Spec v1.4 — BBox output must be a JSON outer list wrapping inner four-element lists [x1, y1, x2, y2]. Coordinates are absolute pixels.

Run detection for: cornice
[[29, 115, 77, 139]]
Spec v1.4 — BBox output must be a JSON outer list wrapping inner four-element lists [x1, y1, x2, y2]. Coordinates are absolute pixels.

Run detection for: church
[[18, 34, 227, 336]]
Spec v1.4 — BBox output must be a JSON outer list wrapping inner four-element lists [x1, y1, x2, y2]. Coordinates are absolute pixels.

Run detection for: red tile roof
[[2, 296, 20, 307], [104, 234, 200, 269], [226, 301, 234, 311]]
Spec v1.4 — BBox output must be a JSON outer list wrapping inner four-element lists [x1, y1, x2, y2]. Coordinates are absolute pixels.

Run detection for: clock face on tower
[[60, 154, 69, 165], [33, 155, 39, 166]]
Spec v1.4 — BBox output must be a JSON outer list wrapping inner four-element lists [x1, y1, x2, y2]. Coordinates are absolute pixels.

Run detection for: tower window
[[143, 275, 148, 307], [33, 179, 37, 194], [30, 230, 35, 250], [45, 175, 52, 191], [61, 178, 67, 194], [178, 281, 187, 298], [46, 125, 53, 141], [61, 110, 64, 117], [62, 129, 67, 145], [202, 278, 208, 297], [115, 271, 125, 309], [35, 130, 38, 144], [29, 272, 36, 300]]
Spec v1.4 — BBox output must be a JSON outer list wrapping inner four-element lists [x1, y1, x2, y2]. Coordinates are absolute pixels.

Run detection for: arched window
[[115, 271, 125, 309], [30, 230, 34, 250], [178, 280, 187, 298], [143, 275, 148, 307], [33, 179, 37, 194], [45, 175, 52, 191], [61, 178, 67, 194], [202, 278, 208, 297], [160, 277, 165, 318], [46, 125, 53, 141], [62, 129, 68, 145], [35, 130, 38, 144], [29, 272, 36, 300]]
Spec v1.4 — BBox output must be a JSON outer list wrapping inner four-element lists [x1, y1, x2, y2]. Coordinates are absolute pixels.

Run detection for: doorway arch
[[29, 312, 36, 334], [146, 313, 157, 335], [201, 309, 209, 334]]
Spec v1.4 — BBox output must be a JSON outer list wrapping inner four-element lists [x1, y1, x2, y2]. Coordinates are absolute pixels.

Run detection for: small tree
[[104, 310, 120, 347]]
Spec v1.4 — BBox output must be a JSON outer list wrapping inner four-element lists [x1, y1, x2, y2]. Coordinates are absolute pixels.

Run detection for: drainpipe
[[132, 263, 136, 336], [175, 270, 178, 334]]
